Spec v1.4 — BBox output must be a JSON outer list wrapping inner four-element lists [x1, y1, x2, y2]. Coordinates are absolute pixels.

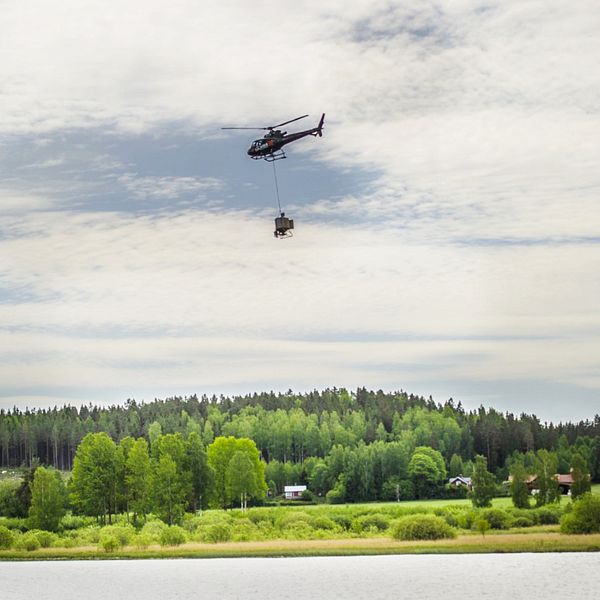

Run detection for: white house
[[284, 485, 307, 499], [448, 476, 472, 489]]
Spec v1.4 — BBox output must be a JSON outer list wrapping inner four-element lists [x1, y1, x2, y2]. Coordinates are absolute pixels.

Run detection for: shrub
[[330, 514, 352, 530], [60, 515, 94, 531], [560, 494, 600, 534], [455, 509, 476, 530], [281, 521, 315, 540], [17, 532, 41, 552], [141, 520, 168, 542], [159, 525, 187, 547], [231, 518, 259, 542], [479, 508, 512, 530], [351, 513, 390, 533], [76, 527, 101, 544], [246, 508, 275, 526], [390, 514, 456, 541], [182, 514, 204, 532], [0, 517, 28, 532], [301, 489, 316, 502], [531, 506, 562, 525], [325, 488, 345, 504], [276, 511, 313, 530], [100, 525, 135, 547], [474, 517, 490, 536], [312, 516, 338, 531], [197, 523, 232, 544], [133, 533, 153, 549], [0, 525, 14, 549], [31, 530, 57, 548], [511, 516, 534, 528], [56, 536, 78, 548], [99, 534, 119, 553]]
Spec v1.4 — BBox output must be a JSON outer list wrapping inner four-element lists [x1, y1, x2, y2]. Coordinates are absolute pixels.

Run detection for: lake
[[2, 553, 600, 599]]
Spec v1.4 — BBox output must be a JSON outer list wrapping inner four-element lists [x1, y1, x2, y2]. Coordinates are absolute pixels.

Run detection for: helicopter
[[222, 113, 325, 161]]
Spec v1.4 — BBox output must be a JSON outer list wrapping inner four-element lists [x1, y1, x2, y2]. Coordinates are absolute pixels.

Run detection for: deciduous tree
[[28, 467, 66, 531]]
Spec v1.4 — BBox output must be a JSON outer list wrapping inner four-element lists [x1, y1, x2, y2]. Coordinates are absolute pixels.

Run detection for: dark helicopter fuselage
[[247, 114, 325, 159]]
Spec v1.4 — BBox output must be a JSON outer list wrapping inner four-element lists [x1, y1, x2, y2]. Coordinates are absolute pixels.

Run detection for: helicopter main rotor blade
[[270, 114, 309, 129], [221, 127, 270, 130]]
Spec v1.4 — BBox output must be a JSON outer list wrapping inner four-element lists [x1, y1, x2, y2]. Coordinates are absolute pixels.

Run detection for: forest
[[1, 388, 599, 497]]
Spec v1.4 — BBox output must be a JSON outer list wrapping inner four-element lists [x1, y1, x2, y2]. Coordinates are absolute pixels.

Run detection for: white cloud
[[1, 208, 599, 409], [117, 173, 223, 200], [1, 1, 599, 418]]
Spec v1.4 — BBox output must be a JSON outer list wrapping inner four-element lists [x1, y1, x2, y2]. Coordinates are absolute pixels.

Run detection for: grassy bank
[[2, 489, 599, 560], [2, 531, 600, 560]]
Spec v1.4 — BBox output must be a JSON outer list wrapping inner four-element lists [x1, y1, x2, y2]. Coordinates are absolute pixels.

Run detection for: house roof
[[284, 485, 307, 492], [556, 473, 574, 484], [448, 476, 471, 484]]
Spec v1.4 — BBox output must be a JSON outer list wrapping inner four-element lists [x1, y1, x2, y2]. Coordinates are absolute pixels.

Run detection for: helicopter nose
[[247, 148, 253, 155]]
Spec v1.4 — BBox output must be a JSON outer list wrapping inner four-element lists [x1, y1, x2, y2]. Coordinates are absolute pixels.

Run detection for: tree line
[[1, 432, 267, 529], [1, 388, 599, 484]]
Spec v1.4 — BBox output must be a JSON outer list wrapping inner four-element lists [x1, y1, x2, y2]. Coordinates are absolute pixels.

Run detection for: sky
[[1, 1, 599, 423]]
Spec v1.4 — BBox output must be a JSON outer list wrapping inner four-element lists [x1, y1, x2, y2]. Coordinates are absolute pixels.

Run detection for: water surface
[[2, 553, 599, 600]]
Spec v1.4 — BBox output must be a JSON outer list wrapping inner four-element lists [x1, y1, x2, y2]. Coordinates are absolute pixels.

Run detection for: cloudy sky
[[1, 1, 599, 422]]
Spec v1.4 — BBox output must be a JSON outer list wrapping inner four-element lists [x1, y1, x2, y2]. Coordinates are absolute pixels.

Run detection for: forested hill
[[1, 388, 599, 479]]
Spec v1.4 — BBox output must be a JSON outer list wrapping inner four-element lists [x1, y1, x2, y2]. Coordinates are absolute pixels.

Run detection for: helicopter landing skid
[[263, 151, 286, 162]]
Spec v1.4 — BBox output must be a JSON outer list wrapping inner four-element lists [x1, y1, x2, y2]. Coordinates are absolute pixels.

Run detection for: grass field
[[2, 530, 600, 560], [1, 476, 598, 560]]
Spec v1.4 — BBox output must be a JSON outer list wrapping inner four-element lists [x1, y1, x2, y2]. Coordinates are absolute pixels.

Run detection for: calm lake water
[[2, 553, 600, 600]]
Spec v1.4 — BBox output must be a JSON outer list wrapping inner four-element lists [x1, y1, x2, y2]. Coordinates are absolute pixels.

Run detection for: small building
[[507, 473, 575, 495], [448, 476, 472, 490], [284, 485, 307, 500], [556, 473, 574, 495]]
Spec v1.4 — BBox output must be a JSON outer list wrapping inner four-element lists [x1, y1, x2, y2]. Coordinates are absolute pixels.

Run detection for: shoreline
[[2, 532, 600, 561]]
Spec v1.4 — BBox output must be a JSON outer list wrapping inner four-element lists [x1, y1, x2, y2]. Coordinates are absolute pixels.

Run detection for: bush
[[531, 506, 562, 525], [246, 508, 275, 526], [455, 509, 477, 530], [479, 508, 512, 530], [0, 525, 14, 549], [141, 520, 168, 542], [301, 489, 316, 502], [474, 517, 490, 536], [0, 517, 28, 532], [231, 518, 259, 542], [330, 514, 352, 530], [133, 533, 153, 549], [312, 516, 338, 531], [390, 514, 456, 541], [511, 516, 534, 528], [17, 532, 41, 552], [325, 487, 345, 504], [351, 513, 390, 533], [159, 525, 187, 547], [100, 525, 135, 547], [31, 530, 57, 548], [197, 523, 232, 544], [76, 527, 101, 545], [60, 515, 94, 531], [99, 534, 119, 553], [276, 511, 313, 529], [560, 494, 600, 534]]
